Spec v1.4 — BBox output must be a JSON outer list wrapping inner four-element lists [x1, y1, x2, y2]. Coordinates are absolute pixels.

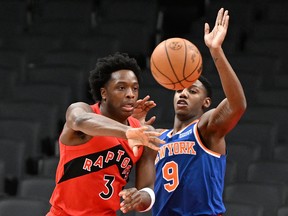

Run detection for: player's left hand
[[119, 188, 151, 213], [204, 8, 229, 49], [132, 95, 156, 126]]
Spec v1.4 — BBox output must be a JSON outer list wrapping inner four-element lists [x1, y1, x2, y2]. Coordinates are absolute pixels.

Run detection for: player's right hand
[[125, 126, 164, 156]]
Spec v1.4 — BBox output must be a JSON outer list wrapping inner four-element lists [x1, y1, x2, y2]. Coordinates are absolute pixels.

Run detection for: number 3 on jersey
[[162, 161, 179, 192]]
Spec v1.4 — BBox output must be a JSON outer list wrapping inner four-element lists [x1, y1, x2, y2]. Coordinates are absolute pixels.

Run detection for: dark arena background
[[0, 0, 287, 215]]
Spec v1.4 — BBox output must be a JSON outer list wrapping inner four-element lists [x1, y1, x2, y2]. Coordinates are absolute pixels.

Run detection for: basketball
[[150, 37, 203, 90]]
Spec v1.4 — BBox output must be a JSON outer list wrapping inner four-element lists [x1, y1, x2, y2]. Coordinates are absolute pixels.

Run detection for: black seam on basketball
[[161, 56, 202, 84], [165, 40, 182, 85], [181, 39, 187, 88], [184, 56, 202, 82], [151, 51, 201, 85], [151, 56, 176, 89]]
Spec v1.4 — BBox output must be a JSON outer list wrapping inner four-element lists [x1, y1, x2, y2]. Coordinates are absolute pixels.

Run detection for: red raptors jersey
[[47, 103, 143, 216]]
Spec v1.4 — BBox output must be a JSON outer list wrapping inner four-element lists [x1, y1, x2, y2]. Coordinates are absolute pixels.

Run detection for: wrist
[[138, 187, 155, 212]]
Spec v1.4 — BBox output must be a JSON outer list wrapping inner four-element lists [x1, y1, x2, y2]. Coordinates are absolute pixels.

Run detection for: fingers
[[126, 126, 164, 155], [145, 116, 156, 125], [215, 8, 223, 27], [216, 8, 229, 27], [119, 188, 141, 213], [204, 22, 210, 35], [150, 136, 165, 145], [135, 95, 156, 109], [223, 10, 229, 29]]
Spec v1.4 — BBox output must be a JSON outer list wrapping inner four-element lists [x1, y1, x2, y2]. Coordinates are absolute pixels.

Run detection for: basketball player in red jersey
[[47, 52, 163, 216]]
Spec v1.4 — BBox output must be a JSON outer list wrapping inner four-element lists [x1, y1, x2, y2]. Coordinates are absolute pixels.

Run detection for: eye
[[118, 85, 125, 90], [188, 89, 197, 94]]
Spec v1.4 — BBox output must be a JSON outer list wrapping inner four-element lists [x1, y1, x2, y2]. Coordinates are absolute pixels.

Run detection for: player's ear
[[100, 87, 107, 101], [203, 97, 211, 109]]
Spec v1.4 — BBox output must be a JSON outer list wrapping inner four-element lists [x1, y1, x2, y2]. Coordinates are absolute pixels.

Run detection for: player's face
[[101, 70, 139, 122], [173, 80, 207, 119]]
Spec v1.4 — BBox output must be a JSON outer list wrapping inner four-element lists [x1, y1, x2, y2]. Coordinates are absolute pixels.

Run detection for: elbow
[[236, 97, 247, 117], [240, 96, 247, 113], [68, 115, 90, 131]]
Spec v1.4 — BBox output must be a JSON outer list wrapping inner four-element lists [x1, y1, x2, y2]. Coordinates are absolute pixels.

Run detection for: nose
[[126, 88, 136, 98], [178, 89, 188, 98]]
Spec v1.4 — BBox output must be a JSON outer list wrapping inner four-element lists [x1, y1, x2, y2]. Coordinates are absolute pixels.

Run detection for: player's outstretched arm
[[61, 102, 163, 154], [201, 8, 246, 137]]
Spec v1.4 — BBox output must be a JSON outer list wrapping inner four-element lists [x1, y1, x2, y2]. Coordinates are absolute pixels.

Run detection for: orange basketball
[[150, 37, 203, 90]]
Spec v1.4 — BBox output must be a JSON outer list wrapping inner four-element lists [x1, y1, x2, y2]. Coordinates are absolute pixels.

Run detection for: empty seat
[[224, 182, 287, 216], [6, 83, 72, 122], [274, 145, 288, 162], [0, 120, 41, 159], [225, 161, 238, 184], [0, 1, 28, 24], [26, 65, 86, 101], [38, 156, 59, 178], [265, 2, 288, 23], [277, 205, 288, 216], [0, 139, 26, 180], [100, 0, 157, 34], [227, 54, 280, 86], [224, 202, 264, 216], [69, 35, 120, 57], [226, 142, 261, 181], [250, 23, 288, 40], [0, 161, 5, 194], [0, 139, 26, 195], [36, 0, 94, 22], [0, 197, 50, 216], [256, 90, 288, 108], [0, 1, 28, 36], [242, 106, 288, 144], [275, 74, 288, 89], [204, 72, 262, 106], [38, 50, 92, 71], [0, 50, 26, 82], [17, 177, 55, 201], [2, 35, 63, 65], [29, 20, 94, 37], [227, 121, 278, 159], [244, 39, 288, 58], [0, 101, 59, 144], [0, 69, 17, 99], [96, 21, 154, 57], [247, 161, 288, 185]]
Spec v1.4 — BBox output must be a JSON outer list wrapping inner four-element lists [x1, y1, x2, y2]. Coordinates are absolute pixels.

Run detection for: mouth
[[177, 99, 188, 107], [122, 103, 134, 112]]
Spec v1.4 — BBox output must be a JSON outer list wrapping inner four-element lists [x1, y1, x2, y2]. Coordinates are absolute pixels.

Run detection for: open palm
[[204, 8, 229, 49]]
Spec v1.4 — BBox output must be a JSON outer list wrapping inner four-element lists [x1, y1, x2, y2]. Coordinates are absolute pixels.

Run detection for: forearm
[[210, 47, 246, 110], [71, 113, 129, 139], [135, 147, 157, 211]]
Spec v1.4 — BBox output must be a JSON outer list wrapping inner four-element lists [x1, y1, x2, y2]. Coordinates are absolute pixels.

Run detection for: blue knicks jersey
[[153, 120, 226, 216]]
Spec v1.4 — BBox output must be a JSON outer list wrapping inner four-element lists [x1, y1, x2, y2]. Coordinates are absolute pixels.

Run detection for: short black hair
[[198, 75, 212, 98], [89, 52, 142, 101]]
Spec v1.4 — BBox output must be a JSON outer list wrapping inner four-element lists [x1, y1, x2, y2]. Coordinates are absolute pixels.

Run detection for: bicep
[[204, 99, 241, 136], [66, 102, 93, 130]]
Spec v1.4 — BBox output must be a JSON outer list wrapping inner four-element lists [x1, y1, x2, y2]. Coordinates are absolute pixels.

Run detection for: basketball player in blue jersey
[[150, 8, 247, 216]]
